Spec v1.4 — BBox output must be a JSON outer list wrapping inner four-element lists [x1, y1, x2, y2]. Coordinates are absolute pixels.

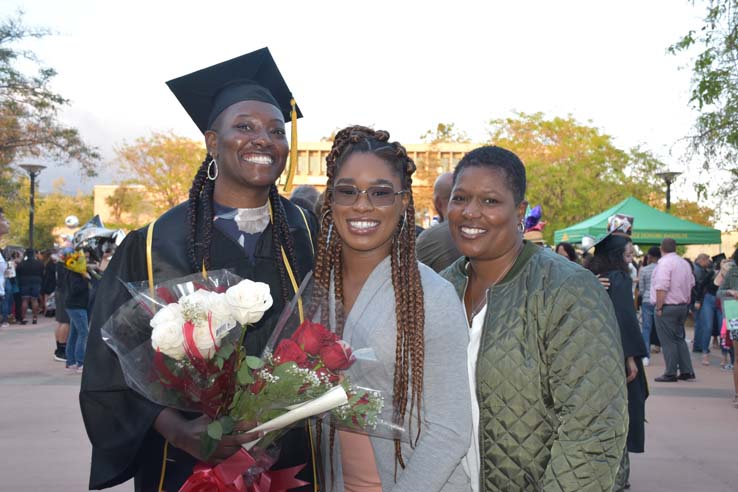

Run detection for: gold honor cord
[[146, 219, 170, 492], [267, 200, 304, 322], [283, 98, 298, 193]]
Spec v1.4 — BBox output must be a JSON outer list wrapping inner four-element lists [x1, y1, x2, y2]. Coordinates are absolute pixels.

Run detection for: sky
[[4, 0, 723, 223]]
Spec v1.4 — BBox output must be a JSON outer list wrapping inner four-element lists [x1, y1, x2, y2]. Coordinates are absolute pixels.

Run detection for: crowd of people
[[2, 47, 738, 492], [553, 239, 738, 380], [0, 208, 115, 373]]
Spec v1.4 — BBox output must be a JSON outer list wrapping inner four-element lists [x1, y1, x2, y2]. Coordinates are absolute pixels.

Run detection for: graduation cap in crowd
[[585, 213, 635, 254], [166, 47, 302, 191], [712, 253, 726, 264]]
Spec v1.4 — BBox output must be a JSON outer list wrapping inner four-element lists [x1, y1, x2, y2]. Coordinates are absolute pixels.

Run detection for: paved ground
[[1, 316, 736, 491]]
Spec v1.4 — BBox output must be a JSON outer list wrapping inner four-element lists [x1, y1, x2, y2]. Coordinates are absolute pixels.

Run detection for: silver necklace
[[469, 243, 524, 321]]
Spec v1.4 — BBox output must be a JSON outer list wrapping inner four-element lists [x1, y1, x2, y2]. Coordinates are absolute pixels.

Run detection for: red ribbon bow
[[179, 449, 307, 492]]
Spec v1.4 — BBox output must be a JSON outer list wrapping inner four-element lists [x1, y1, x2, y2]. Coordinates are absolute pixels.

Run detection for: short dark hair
[[587, 236, 632, 275], [453, 146, 526, 204], [647, 246, 662, 259], [661, 238, 677, 253], [289, 185, 320, 210], [556, 242, 578, 262]]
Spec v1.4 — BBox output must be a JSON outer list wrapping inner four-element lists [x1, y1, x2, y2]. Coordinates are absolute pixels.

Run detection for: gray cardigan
[[319, 256, 472, 492]]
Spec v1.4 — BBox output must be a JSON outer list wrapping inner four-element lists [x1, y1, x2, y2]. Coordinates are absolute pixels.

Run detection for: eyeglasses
[[330, 185, 408, 207]]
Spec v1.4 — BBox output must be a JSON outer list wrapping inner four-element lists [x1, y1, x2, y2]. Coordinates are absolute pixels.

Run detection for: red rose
[[292, 320, 337, 356], [319, 340, 355, 371], [249, 378, 266, 395], [315, 366, 340, 384], [273, 339, 309, 367]]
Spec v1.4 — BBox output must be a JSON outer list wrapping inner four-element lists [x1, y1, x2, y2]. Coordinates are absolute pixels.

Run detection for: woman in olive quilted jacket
[[441, 146, 628, 492]]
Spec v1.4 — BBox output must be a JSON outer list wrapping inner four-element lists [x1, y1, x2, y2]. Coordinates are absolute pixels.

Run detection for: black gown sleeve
[[79, 229, 167, 489], [607, 270, 648, 358]]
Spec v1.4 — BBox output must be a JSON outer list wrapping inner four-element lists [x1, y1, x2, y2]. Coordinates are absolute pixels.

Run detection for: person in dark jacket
[[64, 255, 90, 373], [587, 233, 648, 492], [53, 256, 70, 361], [40, 249, 56, 315], [16, 248, 44, 324]]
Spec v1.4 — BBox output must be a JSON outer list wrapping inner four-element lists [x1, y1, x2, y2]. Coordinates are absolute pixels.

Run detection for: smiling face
[[623, 242, 635, 265], [205, 100, 289, 192], [331, 152, 408, 257], [447, 166, 527, 261]]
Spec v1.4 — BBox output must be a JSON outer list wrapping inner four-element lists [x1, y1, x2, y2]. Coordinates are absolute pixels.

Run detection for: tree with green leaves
[[104, 183, 150, 229], [0, 12, 99, 188], [2, 177, 93, 248], [487, 112, 670, 242], [114, 131, 205, 214], [669, 0, 738, 200]]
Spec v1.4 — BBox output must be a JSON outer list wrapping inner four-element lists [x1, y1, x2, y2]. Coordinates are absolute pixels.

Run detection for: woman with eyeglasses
[[310, 125, 472, 491]]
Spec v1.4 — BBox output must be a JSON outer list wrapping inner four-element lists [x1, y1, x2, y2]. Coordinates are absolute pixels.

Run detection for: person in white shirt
[[0, 207, 11, 328]]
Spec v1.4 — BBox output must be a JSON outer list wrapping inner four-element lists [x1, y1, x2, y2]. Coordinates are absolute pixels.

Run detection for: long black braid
[[187, 155, 304, 302]]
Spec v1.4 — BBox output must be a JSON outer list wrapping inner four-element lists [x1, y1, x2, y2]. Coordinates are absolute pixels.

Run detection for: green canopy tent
[[553, 197, 721, 245]]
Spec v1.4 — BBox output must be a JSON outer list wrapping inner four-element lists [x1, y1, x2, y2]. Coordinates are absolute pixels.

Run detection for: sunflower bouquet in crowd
[[60, 248, 91, 279]]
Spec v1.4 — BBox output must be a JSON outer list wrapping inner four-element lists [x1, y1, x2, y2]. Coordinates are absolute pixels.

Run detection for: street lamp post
[[655, 171, 682, 211], [18, 164, 46, 250]]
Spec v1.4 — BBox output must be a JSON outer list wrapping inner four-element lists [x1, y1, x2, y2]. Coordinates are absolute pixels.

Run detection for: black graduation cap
[[712, 253, 727, 265], [166, 47, 303, 134], [586, 214, 635, 254]]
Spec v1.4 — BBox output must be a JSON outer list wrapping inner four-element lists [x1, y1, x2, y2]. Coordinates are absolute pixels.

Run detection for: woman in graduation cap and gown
[[79, 49, 319, 492], [586, 230, 648, 492]]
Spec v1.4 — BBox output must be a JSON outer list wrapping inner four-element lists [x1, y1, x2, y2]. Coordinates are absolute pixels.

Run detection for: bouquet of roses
[[101, 270, 273, 419], [222, 318, 383, 452]]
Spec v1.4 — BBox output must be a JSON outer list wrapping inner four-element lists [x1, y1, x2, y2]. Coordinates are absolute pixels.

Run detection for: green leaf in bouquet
[[229, 389, 244, 411], [245, 355, 265, 370], [237, 364, 254, 385], [200, 432, 220, 460], [207, 420, 223, 440], [219, 416, 235, 435], [218, 343, 235, 360], [214, 357, 224, 370]]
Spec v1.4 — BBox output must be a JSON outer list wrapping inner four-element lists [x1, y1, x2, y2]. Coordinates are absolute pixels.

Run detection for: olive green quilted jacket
[[442, 242, 628, 492]]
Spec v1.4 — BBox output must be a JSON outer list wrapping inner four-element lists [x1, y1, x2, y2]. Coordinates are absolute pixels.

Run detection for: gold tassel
[[283, 98, 298, 193]]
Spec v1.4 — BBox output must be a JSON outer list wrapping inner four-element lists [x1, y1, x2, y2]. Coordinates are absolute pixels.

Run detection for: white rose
[[180, 289, 213, 310], [225, 279, 273, 325], [205, 292, 237, 341], [150, 303, 186, 360], [192, 318, 218, 359]]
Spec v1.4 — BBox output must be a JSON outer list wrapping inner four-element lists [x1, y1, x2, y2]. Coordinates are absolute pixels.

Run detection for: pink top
[[650, 252, 695, 305], [338, 430, 382, 492]]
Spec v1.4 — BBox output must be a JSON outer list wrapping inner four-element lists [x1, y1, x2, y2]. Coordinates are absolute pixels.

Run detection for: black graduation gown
[[79, 197, 318, 491], [605, 270, 648, 454]]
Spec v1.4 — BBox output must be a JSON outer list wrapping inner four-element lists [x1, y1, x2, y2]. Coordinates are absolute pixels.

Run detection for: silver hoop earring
[[518, 221, 525, 234], [207, 159, 218, 181]]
